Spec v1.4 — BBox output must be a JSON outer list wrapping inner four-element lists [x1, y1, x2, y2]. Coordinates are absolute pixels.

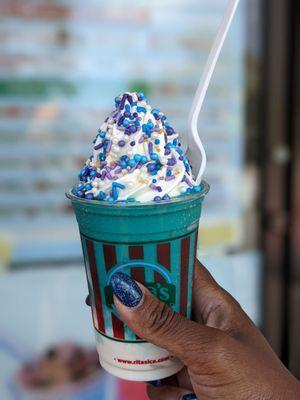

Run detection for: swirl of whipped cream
[[76, 92, 200, 202]]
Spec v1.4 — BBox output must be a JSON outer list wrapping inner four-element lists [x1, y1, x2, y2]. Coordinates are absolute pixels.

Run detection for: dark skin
[[114, 260, 300, 400]]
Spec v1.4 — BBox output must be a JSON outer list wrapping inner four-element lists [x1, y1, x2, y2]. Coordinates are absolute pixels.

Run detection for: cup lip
[[66, 180, 209, 209]]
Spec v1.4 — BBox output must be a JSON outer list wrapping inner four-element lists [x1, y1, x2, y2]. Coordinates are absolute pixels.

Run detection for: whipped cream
[[76, 92, 201, 202]]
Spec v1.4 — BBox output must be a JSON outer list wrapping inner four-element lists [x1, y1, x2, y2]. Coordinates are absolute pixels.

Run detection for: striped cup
[[67, 181, 209, 381]]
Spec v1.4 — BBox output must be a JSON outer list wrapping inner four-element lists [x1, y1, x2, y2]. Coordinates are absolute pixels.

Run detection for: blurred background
[[0, 0, 299, 398]]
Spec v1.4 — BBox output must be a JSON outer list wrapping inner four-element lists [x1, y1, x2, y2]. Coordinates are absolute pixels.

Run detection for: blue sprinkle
[[150, 170, 157, 176], [152, 179, 157, 183], [76, 190, 84, 198], [140, 156, 147, 164], [150, 153, 158, 161], [123, 119, 130, 127], [134, 154, 142, 162], [134, 120, 140, 126], [147, 121, 154, 129], [125, 104, 130, 111], [151, 108, 159, 114], [129, 125, 137, 133], [194, 185, 202, 193], [121, 161, 127, 169], [98, 191, 106, 200], [112, 187, 118, 200], [166, 170, 172, 176], [137, 92, 145, 100], [99, 131, 106, 138], [161, 115, 167, 121], [120, 155, 127, 161], [154, 196, 161, 202], [154, 139, 160, 145], [85, 193, 94, 200], [186, 188, 192, 193], [118, 140, 126, 147], [108, 197, 114, 202], [137, 106, 146, 113], [128, 159, 136, 167], [113, 182, 125, 189], [129, 115, 134, 120], [77, 185, 84, 191], [85, 184, 92, 190], [162, 194, 170, 201]]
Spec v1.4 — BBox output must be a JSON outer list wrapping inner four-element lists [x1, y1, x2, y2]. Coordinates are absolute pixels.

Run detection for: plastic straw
[[188, 0, 240, 184]]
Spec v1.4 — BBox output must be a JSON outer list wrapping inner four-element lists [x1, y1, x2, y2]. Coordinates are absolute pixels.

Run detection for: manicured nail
[[85, 295, 91, 306], [148, 380, 162, 387], [110, 272, 143, 308], [182, 394, 197, 400]]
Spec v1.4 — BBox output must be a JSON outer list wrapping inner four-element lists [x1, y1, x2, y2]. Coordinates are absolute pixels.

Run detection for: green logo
[[104, 282, 175, 308]]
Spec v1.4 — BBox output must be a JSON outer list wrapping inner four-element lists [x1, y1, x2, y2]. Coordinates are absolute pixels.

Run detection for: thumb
[[110, 272, 220, 365]]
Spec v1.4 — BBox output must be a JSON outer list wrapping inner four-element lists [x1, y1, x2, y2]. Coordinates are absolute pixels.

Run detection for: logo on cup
[[104, 261, 175, 307]]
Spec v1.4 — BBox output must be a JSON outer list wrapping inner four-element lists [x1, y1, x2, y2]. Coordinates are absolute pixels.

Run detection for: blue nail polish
[[148, 380, 162, 387], [182, 394, 197, 400], [110, 272, 143, 307]]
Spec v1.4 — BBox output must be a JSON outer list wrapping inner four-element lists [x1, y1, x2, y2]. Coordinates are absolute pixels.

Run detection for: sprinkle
[[137, 106, 146, 113], [150, 184, 157, 190], [114, 182, 125, 189], [94, 143, 103, 150], [123, 119, 130, 126], [76, 190, 84, 198], [150, 153, 158, 161], [183, 175, 193, 188], [154, 196, 162, 202], [117, 116, 125, 126], [152, 179, 157, 183], [130, 141, 136, 146], [85, 193, 94, 200], [194, 185, 202, 192], [106, 172, 113, 180], [134, 154, 142, 162], [114, 167, 122, 174], [101, 171, 107, 180], [154, 139, 160, 145], [119, 94, 127, 110], [128, 159, 136, 167], [162, 194, 170, 201], [148, 142, 153, 154], [121, 161, 127, 169], [147, 163, 156, 172], [156, 186, 162, 192], [118, 140, 125, 147], [140, 156, 147, 164], [108, 197, 114, 202], [98, 191, 106, 200], [165, 175, 175, 181], [129, 125, 138, 133], [138, 134, 146, 143], [167, 158, 176, 166]]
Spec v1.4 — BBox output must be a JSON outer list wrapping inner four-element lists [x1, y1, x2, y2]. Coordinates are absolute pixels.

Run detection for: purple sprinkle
[[106, 166, 111, 172], [94, 143, 103, 150], [164, 147, 171, 156], [133, 112, 138, 117], [156, 186, 162, 192], [148, 142, 153, 154], [118, 140, 125, 147], [114, 167, 122, 174], [154, 196, 161, 202], [101, 171, 107, 180], [162, 194, 170, 201], [136, 163, 143, 169], [138, 135, 146, 143], [119, 94, 127, 110], [95, 172, 102, 178], [165, 175, 175, 181], [118, 116, 125, 126], [129, 125, 137, 133], [147, 164, 156, 172], [127, 94, 133, 104], [115, 160, 121, 166], [130, 141, 136, 146], [184, 176, 193, 188], [112, 175, 119, 180], [150, 184, 157, 190], [106, 172, 113, 180], [164, 133, 168, 144], [128, 166, 137, 173]]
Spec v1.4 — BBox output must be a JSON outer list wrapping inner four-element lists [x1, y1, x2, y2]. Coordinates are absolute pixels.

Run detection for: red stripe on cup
[[111, 313, 125, 340], [157, 243, 171, 270], [180, 237, 190, 317], [103, 244, 117, 271], [129, 246, 145, 283], [155, 242, 170, 283], [86, 239, 106, 334]]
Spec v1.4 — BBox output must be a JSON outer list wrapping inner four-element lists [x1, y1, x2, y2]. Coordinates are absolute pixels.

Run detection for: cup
[[67, 181, 209, 381]]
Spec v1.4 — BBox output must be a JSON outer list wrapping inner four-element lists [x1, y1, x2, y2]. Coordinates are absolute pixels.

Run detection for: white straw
[[188, 0, 240, 184]]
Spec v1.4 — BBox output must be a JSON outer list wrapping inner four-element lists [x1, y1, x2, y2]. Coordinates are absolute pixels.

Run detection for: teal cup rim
[[66, 180, 209, 209]]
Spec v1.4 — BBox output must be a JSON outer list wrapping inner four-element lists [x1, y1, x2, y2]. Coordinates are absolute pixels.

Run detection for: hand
[[110, 259, 300, 400]]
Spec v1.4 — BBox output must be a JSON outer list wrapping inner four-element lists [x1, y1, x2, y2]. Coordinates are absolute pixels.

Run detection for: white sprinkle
[[112, 138, 119, 144], [127, 149, 133, 156], [124, 135, 130, 142], [111, 145, 120, 153]]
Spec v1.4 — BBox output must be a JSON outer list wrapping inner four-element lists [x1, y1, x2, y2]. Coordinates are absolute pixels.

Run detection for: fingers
[[193, 259, 257, 338], [110, 272, 219, 365], [147, 384, 196, 400]]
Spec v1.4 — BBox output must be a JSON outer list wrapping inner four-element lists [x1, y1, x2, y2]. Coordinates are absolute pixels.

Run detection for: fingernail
[[85, 295, 91, 306], [182, 394, 197, 400], [110, 272, 143, 308], [148, 380, 162, 387]]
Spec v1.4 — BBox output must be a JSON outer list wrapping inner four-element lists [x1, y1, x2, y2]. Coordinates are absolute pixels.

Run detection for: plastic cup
[[66, 181, 209, 381]]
